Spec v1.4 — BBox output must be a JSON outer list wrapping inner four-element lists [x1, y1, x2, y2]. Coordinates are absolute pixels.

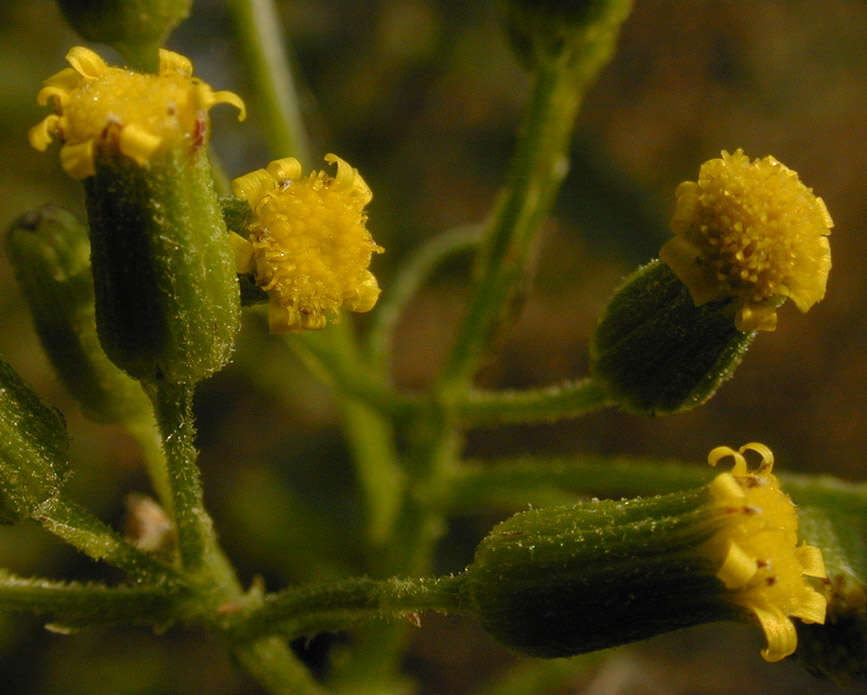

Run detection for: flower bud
[[590, 259, 757, 414], [29, 48, 245, 384], [464, 444, 826, 662], [0, 358, 69, 523], [6, 206, 151, 423], [56, 0, 191, 69]]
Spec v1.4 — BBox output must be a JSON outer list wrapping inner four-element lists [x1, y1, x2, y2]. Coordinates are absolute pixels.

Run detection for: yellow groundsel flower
[[660, 150, 832, 331], [29, 46, 245, 179], [231, 155, 383, 333], [704, 443, 827, 661]]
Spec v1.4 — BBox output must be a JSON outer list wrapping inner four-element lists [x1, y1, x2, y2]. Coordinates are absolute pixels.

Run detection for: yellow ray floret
[[231, 154, 384, 332], [29, 46, 245, 179], [660, 150, 832, 331], [704, 443, 827, 662]]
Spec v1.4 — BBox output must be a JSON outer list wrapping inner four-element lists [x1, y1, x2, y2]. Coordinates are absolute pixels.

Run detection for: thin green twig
[[456, 378, 611, 426], [0, 570, 179, 627], [33, 496, 180, 584], [231, 575, 466, 642], [226, 0, 311, 163]]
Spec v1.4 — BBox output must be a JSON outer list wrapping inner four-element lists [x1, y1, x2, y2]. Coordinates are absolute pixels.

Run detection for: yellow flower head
[[704, 443, 827, 662], [660, 149, 832, 331], [29, 46, 245, 179], [231, 154, 383, 332]]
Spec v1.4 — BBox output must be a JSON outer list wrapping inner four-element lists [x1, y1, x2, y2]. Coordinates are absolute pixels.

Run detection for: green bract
[[6, 206, 151, 423], [85, 146, 241, 385], [0, 358, 69, 524], [590, 260, 757, 415]]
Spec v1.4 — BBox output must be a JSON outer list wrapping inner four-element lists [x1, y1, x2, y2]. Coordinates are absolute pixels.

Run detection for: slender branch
[[233, 637, 326, 695], [33, 496, 180, 584], [456, 378, 611, 426], [232, 575, 467, 643], [437, 63, 583, 394], [289, 328, 419, 420], [149, 382, 209, 571], [0, 571, 179, 627], [148, 383, 239, 595], [367, 224, 483, 375], [226, 0, 311, 163]]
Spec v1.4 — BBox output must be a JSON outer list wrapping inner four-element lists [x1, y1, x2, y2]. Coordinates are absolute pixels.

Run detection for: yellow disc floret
[[703, 443, 827, 661], [660, 149, 832, 331], [29, 46, 245, 179], [231, 154, 384, 332]]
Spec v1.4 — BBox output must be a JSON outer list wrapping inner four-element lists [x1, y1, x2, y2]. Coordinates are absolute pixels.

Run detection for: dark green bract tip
[[590, 260, 757, 415]]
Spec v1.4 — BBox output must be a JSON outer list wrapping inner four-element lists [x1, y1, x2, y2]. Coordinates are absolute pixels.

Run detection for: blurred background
[[0, 1, 864, 693]]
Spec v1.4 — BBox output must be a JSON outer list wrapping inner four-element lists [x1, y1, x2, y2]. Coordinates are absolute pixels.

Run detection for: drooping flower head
[[29, 46, 245, 179], [660, 150, 832, 331], [704, 443, 827, 661], [231, 155, 383, 333]]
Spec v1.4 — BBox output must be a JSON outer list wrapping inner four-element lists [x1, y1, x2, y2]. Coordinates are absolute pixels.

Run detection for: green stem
[[148, 383, 239, 595], [367, 224, 483, 376], [233, 637, 326, 695], [0, 570, 178, 627], [290, 328, 419, 420], [457, 378, 611, 426], [226, 0, 311, 163], [437, 62, 583, 395], [33, 496, 180, 584], [233, 575, 466, 642]]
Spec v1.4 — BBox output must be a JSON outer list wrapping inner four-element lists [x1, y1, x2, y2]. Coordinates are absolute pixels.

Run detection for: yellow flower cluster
[[231, 155, 383, 332], [704, 443, 827, 661], [29, 46, 245, 179], [660, 150, 832, 331]]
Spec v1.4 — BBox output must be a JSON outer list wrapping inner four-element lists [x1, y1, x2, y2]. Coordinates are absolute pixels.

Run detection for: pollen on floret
[[28, 46, 245, 179], [231, 154, 383, 333], [660, 149, 832, 331], [703, 443, 827, 662]]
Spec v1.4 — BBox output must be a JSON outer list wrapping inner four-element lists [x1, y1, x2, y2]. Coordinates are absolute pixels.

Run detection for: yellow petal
[[752, 605, 797, 662], [232, 169, 276, 205], [790, 588, 827, 625], [158, 49, 193, 77], [735, 304, 777, 332], [266, 157, 303, 183], [59, 140, 95, 179], [716, 541, 758, 590], [795, 544, 827, 579], [28, 115, 61, 151], [37, 68, 81, 107], [118, 124, 162, 166], [212, 90, 247, 121], [66, 46, 107, 79]]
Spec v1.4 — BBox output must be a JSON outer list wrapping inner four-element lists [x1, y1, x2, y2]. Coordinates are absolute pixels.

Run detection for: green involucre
[[85, 146, 241, 385], [590, 260, 756, 415], [463, 488, 737, 657]]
